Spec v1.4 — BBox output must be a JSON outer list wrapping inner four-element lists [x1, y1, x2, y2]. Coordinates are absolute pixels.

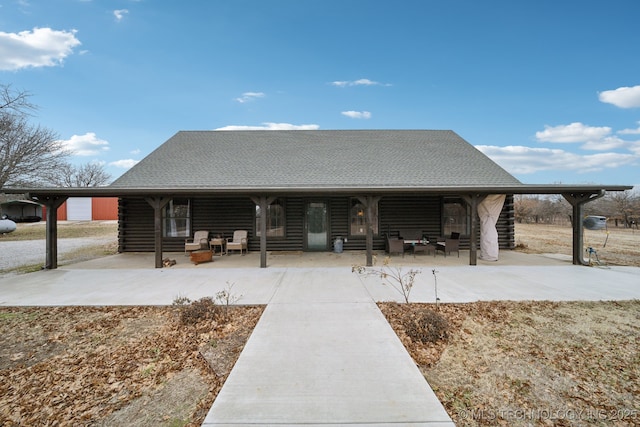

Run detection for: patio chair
[[185, 230, 209, 255], [227, 230, 248, 255], [386, 235, 404, 257], [436, 238, 460, 257]]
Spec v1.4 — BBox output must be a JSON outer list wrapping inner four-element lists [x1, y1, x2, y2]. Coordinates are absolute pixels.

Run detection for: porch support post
[[462, 194, 484, 266], [32, 195, 67, 269], [357, 195, 381, 267], [251, 196, 276, 268], [145, 196, 171, 268], [562, 190, 605, 265]]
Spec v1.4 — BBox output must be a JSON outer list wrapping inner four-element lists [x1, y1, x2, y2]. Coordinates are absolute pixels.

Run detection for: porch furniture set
[[185, 229, 248, 264], [386, 229, 460, 258]]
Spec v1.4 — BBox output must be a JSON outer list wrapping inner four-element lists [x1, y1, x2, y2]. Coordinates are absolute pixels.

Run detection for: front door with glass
[[305, 201, 328, 251]]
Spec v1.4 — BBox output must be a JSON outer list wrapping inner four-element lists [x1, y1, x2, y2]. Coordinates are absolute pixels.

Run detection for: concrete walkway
[[1, 252, 639, 426], [203, 269, 454, 426]]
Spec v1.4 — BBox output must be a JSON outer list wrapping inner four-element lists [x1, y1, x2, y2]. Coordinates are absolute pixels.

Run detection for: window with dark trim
[[163, 198, 191, 237], [443, 198, 469, 236], [255, 199, 285, 237], [350, 198, 378, 236]]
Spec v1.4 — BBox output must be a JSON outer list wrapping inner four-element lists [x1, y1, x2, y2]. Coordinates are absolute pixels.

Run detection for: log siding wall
[[118, 194, 515, 252]]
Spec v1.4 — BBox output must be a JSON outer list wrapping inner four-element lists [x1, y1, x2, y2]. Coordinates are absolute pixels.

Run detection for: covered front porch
[[26, 186, 625, 270]]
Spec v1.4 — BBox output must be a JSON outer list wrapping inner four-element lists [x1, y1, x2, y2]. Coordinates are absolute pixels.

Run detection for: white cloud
[[580, 136, 628, 151], [114, 9, 129, 22], [341, 110, 371, 119], [130, 148, 141, 155], [235, 92, 265, 103], [535, 122, 612, 143], [598, 85, 640, 108], [330, 78, 389, 87], [476, 145, 638, 175], [109, 159, 139, 169], [59, 133, 110, 156], [628, 141, 640, 156], [215, 122, 320, 131], [0, 27, 81, 70], [618, 122, 640, 135]]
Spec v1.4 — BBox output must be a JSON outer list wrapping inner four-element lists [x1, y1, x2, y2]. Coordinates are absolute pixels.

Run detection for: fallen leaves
[[379, 300, 640, 427], [2, 299, 639, 426], [0, 305, 264, 426]]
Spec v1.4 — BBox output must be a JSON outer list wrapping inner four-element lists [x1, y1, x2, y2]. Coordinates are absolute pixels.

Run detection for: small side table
[[209, 238, 226, 256]]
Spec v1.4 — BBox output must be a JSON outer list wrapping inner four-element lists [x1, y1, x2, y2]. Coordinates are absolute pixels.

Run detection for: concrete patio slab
[[1, 251, 638, 306]]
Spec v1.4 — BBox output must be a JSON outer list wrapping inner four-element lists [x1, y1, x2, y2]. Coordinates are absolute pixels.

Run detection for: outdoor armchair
[[185, 230, 209, 255], [227, 230, 248, 255], [386, 235, 404, 257], [436, 237, 460, 257]]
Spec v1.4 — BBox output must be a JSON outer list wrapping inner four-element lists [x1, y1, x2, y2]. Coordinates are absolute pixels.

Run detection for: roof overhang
[[3, 184, 633, 199], [0, 199, 43, 206]]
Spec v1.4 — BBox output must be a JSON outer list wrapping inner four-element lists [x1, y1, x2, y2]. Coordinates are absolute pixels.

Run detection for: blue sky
[[1, 0, 639, 187]]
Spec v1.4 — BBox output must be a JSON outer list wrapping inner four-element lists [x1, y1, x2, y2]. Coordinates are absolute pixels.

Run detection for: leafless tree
[[516, 190, 639, 227], [606, 190, 638, 228], [514, 195, 537, 223], [514, 194, 570, 224], [0, 84, 69, 189], [0, 84, 35, 114], [47, 162, 112, 187]]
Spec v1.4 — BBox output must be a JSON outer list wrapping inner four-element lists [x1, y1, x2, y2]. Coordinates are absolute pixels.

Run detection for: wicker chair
[[227, 230, 248, 255], [185, 230, 209, 255], [436, 236, 460, 257], [386, 235, 404, 257]]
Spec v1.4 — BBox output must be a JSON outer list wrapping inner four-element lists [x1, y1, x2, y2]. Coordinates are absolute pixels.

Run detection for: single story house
[[4, 130, 631, 269]]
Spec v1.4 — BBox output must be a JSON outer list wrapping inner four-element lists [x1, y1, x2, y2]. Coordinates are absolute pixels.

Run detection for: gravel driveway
[[0, 238, 116, 271]]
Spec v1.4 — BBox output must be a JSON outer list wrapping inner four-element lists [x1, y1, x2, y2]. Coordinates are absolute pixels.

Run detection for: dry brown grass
[[381, 300, 640, 426], [515, 223, 640, 267], [0, 305, 264, 426], [0, 221, 117, 241]]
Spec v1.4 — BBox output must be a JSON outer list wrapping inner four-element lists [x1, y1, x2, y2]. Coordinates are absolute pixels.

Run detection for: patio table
[[209, 238, 226, 255], [405, 239, 434, 257]]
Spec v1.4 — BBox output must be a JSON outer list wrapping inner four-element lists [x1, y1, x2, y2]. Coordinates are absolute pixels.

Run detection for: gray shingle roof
[[110, 130, 521, 190]]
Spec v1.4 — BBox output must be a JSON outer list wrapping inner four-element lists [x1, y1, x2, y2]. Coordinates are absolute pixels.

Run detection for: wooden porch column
[[357, 195, 381, 267], [252, 196, 276, 268], [562, 190, 605, 265], [145, 196, 170, 268], [33, 195, 68, 269], [462, 194, 484, 266]]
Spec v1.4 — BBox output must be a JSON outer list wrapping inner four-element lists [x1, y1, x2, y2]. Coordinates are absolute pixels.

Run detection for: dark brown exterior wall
[[118, 195, 515, 253], [498, 194, 516, 249]]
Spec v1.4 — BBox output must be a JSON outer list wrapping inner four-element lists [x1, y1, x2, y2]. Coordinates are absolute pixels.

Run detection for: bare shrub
[[176, 297, 222, 325], [352, 257, 421, 303], [402, 308, 449, 344]]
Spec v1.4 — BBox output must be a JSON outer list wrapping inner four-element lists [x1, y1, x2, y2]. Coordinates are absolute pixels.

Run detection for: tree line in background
[[515, 191, 640, 228], [0, 83, 111, 192]]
